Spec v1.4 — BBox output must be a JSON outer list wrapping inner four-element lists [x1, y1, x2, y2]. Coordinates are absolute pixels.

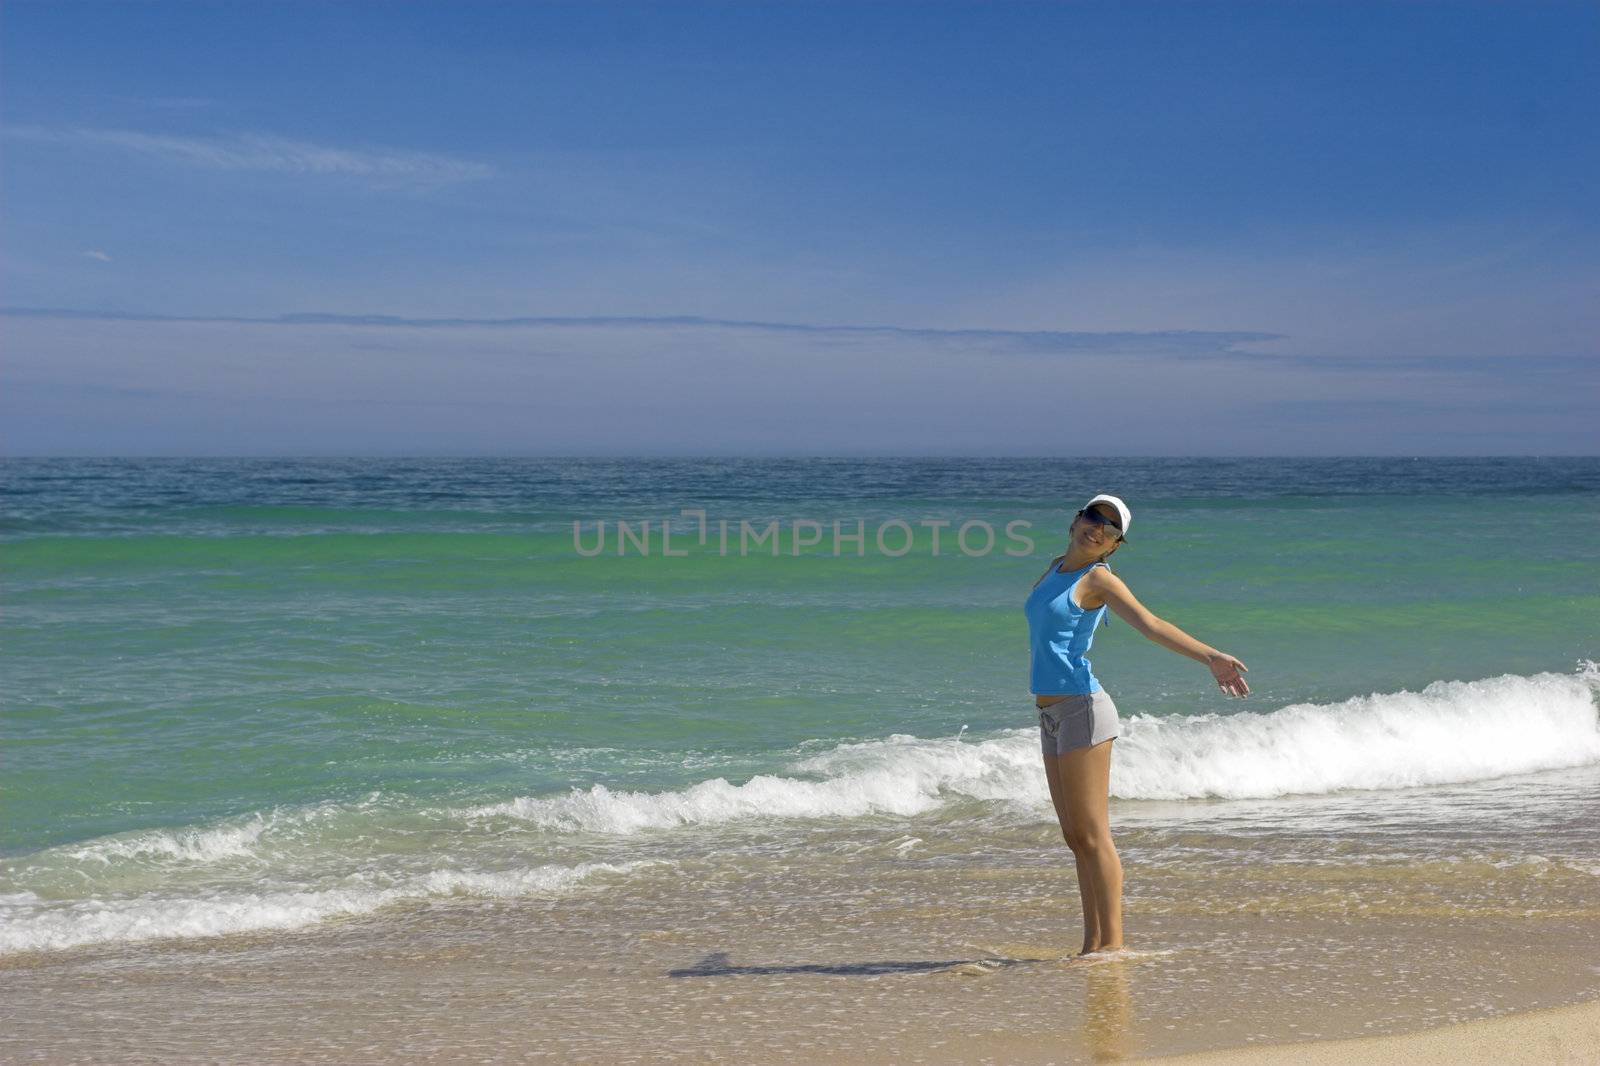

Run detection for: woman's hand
[[1208, 653, 1250, 697]]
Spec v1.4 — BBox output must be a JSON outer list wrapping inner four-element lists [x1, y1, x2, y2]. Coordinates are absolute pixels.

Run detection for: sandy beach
[[895, 997, 1600, 1066], [5, 825, 1598, 1064], [1144, 998, 1600, 1066]]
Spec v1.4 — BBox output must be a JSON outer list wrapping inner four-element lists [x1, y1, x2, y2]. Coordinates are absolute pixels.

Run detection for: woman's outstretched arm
[[1087, 568, 1251, 697]]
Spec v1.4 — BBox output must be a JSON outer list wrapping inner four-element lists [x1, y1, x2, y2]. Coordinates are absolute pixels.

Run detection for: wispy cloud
[[4, 125, 495, 185], [7, 307, 1591, 456], [81, 250, 113, 262], [0, 306, 1278, 359], [8, 307, 1586, 385]]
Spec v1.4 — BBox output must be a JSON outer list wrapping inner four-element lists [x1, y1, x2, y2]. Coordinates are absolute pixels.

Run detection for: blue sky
[[3, 1, 1595, 455]]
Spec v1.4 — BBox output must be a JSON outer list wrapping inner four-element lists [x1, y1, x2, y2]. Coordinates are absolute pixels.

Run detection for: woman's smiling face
[[1073, 505, 1124, 547]]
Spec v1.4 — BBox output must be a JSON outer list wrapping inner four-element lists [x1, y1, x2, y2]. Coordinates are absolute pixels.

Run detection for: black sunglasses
[[1076, 508, 1125, 541]]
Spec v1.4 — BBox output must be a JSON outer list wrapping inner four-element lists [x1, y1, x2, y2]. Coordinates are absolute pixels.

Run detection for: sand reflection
[[1083, 957, 1135, 1062]]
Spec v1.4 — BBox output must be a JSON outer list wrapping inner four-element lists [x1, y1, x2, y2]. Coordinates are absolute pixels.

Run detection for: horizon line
[[4, 454, 1596, 461]]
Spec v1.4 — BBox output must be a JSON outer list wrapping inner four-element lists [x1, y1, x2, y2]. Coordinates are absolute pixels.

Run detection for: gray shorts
[[1037, 690, 1120, 756]]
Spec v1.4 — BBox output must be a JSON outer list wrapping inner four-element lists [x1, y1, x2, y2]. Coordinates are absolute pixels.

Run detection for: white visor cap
[[1082, 493, 1131, 538]]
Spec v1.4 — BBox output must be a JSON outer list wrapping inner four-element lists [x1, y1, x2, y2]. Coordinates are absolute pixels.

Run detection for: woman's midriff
[[1035, 695, 1075, 709]]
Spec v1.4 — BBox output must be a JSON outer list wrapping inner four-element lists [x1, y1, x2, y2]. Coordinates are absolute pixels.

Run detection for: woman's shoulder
[[1077, 560, 1126, 601], [1075, 557, 1126, 605], [1083, 559, 1121, 581]]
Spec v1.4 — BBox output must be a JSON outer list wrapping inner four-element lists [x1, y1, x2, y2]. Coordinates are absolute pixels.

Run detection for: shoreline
[[1143, 997, 1600, 1066], [4, 875, 1597, 1064], [879, 996, 1600, 1066]]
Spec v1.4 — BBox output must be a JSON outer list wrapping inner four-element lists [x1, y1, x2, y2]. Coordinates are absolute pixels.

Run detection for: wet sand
[[1140, 998, 1600, 1065], [4, 837, 1598, 1064], [895, 998, 1600, 1065]]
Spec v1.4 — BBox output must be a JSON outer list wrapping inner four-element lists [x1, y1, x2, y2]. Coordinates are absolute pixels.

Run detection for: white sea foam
[[1113, 668, 1600, 800], [0, 859, 667, 955], [474, 669, 1600, 831], [55, 794, 388, 868], [471, 729, 1038, 832], [9, 669, 1595, 954], [61, 816, 272, 865]]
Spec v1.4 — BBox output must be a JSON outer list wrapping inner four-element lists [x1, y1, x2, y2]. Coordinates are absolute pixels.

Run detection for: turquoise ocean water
[[3, 457, 1598, 955]]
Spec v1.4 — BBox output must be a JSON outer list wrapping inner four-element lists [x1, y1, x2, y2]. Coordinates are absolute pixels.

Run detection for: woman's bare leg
[[1043, 752, 1102, 950], [1053, 739, 1122, 952]]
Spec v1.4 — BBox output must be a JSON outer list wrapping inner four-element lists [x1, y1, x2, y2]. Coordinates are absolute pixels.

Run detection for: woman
[[1024, 493, 1250, 956]]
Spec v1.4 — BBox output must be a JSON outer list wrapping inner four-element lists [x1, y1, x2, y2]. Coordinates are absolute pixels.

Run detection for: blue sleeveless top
[[1024, 558, 1109, 695]]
